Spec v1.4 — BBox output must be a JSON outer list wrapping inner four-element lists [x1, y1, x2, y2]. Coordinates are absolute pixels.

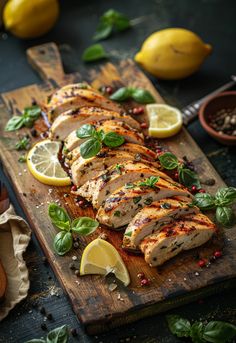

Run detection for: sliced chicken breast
[[75, 162, 172, 208], [96, 178, 193, 229], [140, 213, 216, 267], [67, 143, 158, 166], [123, 197, 200, 251], [46, 84, 122, 121], [71, 151, 160, 187], [64, 120, 144, 152], [49, 107, 140, 140]]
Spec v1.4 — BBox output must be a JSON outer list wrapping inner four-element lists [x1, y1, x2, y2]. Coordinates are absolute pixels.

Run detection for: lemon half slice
[[80, 238, 130, 286], [147, 104, 183, 138], [27, 139, 71, 186]]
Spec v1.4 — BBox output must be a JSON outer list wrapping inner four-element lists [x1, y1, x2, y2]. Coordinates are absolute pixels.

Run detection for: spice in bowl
[[208, 107, 236, 136]]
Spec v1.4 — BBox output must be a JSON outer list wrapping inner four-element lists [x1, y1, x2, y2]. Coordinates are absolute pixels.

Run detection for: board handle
[[27, 42, 66, 86]]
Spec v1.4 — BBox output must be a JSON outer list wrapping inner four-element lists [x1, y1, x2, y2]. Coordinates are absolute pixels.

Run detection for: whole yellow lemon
[[3, 0, 59, 39], [135, 28, 212, 80]]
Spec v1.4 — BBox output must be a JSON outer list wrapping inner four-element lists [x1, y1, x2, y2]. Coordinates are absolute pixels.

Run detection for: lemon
[[80, 238, 130, 286], [135, 28, 212, 80], [27, 140, 71, 186], [147, 104, 183, 138], [3, 0, 59, 39]]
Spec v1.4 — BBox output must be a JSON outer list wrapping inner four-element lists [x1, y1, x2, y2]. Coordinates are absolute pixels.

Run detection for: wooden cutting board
[[0, 43, 235, 334]]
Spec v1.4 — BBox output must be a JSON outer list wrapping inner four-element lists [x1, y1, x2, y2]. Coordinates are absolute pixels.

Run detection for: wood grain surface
[[0, 43, 235, 334]]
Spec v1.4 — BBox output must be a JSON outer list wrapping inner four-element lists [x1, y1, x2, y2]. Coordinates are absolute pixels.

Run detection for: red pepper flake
[[140, 122, 148, 129], [198, 189, 206, 193], [140, 278, 150, 286], [214, 250, 222, 258], [71, 185, 77, 192], [132, 107, 144, 115], [198, 259, 206, 268]]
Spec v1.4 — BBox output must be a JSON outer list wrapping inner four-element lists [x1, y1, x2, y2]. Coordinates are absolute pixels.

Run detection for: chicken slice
[[46, 84, 122, 122], [49, 107, 140, 140], [96, 178, 193, 229], [140, 213, 216, 267], [76, 162, 172, 209], [123, 197, 199, 251], [64, 120, 144, 152], [71, 151, 160, 187], [67, 143, 158, 167]]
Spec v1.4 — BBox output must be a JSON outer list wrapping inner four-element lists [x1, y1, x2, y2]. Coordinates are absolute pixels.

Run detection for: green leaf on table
[[110, 87, 133, 101], [93, 22, 113, 41], [76, 124, 96, 139], [46, 324, 69, 343], [158, 152, 179, 170], [103, 132, 125, 147], [80, 137, 102, 159], [194, 193, 216, 210], [215, 187, 236, 207], [53, 231, 73, 256], [216, 206, 235, 227], [82, 44, 108, 62], [48, 203, 71, 231], [15, 136, 31, 151], [202, 321, 236, 343], [131, 88, 156, 104], [190, 322, 205, 343], [166, 315, 191, 338], [178, 166, 201, 189], [5, 116, 24, 131], [71, 217, 99, 235]]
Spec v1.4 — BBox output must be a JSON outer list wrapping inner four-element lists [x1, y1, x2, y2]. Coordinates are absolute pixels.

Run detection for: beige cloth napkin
[[0, 204, 31, 321]]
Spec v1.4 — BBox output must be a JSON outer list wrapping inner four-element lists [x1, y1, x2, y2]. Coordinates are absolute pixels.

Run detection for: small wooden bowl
[[199, 91, 236, 145]]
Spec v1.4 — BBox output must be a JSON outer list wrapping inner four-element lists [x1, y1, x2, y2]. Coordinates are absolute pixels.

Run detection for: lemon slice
[[147, 104, 183, 138], [27, 139, 71, 186], [80, 238, 130, 286]]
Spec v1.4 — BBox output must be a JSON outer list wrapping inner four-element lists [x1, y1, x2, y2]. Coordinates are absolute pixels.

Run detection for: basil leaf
[[166, 315, 191, 338], [131, 88, 155, 104], [215, 187, 236, 207], [76, 124, 96, 139], [80, 138, 102, 159], [82, 44, 108, 62], [23, 116, 35, 128], [158, 152, 179, 170], [216, 206, 235, 227], [53, 231, 73, 256], [110, 87, 133, 101], [138, 176, 159, 188], [113, 13, 130, 31], [194, 193, 216, 210], [5, 116, 24, 131], [48, 203, 71, 230], [93, 22, 113, 41], [46, 324, 69, 343], [133, 196, 141, 204], [190, 322, 205, 343], [103, 132, 125, 147], [179, 166, 201, 189], [71, 217, 99, 236], [24, 105, 41, 119], [15, 136, 31, 151], [96, 129, 105, 141], [203, 321, 236, 343]]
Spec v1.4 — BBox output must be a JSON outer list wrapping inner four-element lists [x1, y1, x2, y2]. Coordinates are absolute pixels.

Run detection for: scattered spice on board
[[208, 107, 236, 135]]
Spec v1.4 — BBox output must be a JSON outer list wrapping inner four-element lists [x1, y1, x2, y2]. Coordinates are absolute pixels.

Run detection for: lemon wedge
[[80, 238, 130, 286], [147, 104, 183, 138], [27, 139, 71, 186]]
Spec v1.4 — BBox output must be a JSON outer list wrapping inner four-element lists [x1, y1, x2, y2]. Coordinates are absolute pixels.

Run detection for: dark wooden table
[[0, 1, 236, 342]]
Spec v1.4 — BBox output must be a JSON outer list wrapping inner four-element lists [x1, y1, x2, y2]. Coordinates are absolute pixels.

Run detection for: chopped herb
[[138, 176, 159, 188], [144, 197, 153, 205], [160, 202, 171, 209], [125, 182, 135, 189], [15, 136, 31, 151], [133, 196, 141, 204], [124, 230, 132, 237], [114, 210, 121, 217], [18, 154, 26, 163], [115, 164, 124, 174]]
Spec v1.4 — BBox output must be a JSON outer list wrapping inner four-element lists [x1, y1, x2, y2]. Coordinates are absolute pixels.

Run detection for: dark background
[[0, 0, 236, 342]]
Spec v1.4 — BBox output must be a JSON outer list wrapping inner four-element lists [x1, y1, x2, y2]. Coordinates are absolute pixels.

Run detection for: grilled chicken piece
[[64, 120, 144, 152], [71, 150, 160, 187], [49, 107, 140, 140], [76, 162, 172, 209], [46, 83, 121, 122], [96, 178, 193, 229], [123, 197, 200, 251], [66, 142, 158, 166], [140, 213, 216, 267]]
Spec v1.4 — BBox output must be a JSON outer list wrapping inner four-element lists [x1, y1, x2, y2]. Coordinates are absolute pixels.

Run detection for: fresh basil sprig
[[77, 124, 125, 159], [82, 44, 108, 62], [110, 86, 155, 104], [93, 9, 130, 41], [15, 136, 31, 151], [194, 187, 236, 228], [158, 152, 201, 189], [5, 105, 41, 132], [166, 315, 236, 343], [138, 176, 160, 188], [48, 204, 99, 256], [25, 324, 69, 343]]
